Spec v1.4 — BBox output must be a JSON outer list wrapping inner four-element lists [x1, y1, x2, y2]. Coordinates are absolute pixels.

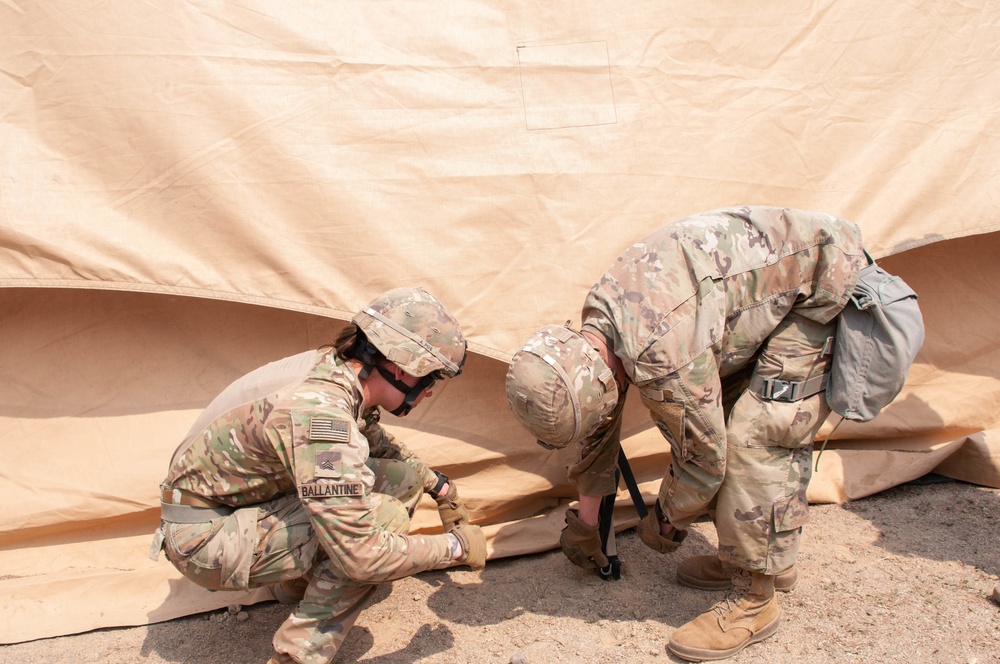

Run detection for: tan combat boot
[[271, 576, 309, 605], [668, 568, 781, 661], [677, 554, 797, 592]]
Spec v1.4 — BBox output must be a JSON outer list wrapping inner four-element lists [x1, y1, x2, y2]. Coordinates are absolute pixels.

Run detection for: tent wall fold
[[3, 0, 1000, 644]]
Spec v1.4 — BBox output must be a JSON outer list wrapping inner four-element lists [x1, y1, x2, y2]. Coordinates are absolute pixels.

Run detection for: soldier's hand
[[451, 523, 487, 571], [435, 481, 470, 532], [636, 510, 687, 554], [560, 508, 608, 570]]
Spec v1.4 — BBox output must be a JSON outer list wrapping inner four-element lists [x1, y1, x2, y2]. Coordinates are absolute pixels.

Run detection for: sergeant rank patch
[[309, 417, 351, 443], [314, 449, 343, 479]]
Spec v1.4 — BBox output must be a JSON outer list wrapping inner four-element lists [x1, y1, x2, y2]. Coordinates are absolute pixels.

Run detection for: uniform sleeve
[[360, 407, 439, 492], [271, 408, 453, 583], [566, 389, 628, 497]]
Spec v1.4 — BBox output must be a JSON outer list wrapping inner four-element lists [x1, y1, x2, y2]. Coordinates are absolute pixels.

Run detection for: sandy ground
[[2, 478, 999, 664]]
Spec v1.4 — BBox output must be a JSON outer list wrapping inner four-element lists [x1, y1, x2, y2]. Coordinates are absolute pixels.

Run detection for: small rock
[[237, 611, 250, 622], [511, 652, 528, 664]]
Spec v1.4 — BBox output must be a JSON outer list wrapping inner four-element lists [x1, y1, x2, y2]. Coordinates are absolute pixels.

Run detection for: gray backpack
[[826, 251, 925, 422]]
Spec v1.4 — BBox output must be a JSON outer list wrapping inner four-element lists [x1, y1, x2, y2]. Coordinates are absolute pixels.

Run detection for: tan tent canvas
[[2, 0, 999, 643]]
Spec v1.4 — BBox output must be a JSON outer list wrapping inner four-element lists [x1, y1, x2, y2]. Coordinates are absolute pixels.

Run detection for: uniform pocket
[[730, 390, 828, 450], [165, 506, 260, 591], [640, 387, 688, 461], [772, 488, 810, 532], [164, 519, 218, 560]]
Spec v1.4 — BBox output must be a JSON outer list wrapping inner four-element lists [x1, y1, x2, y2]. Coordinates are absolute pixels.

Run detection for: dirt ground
[[2, 478, 999, 664]]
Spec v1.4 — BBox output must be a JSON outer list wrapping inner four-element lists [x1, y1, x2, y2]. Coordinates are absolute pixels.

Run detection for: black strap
[[597, 449, 650, 555], [616, 448, 649, 520], [596, 448, 652, 580], [597, 469, 618, 552], [429, 470, 449, 499], [375, 365, 437, 416]]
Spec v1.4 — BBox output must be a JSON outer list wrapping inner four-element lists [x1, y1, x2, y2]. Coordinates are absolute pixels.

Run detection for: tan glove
[[560, 508, 609, 569], [451, 522, 487, 571], [435, 482, 470, 532], [636, 509, 687, 554]]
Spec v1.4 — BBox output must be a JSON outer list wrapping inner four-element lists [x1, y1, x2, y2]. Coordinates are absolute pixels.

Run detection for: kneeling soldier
[[152, 287, 486, 664]]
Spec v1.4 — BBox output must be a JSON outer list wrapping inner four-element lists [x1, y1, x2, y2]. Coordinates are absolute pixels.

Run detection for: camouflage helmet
[[505, 324, 619, 449], [352, 287, 467, 378]]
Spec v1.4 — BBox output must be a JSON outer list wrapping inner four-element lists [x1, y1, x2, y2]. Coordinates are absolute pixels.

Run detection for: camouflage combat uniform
[[572, 206, 865, 574], [156, 347, 455, 663]]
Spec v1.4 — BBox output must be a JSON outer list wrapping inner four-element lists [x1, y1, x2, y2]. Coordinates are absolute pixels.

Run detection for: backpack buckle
[[750, 373, 829, 403], [761, 378, 798, 402]]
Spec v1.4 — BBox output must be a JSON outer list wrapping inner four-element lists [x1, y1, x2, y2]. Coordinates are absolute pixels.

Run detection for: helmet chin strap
[[375, 366, 436, 416]]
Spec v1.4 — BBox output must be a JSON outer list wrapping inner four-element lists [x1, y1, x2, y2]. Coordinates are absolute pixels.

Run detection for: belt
[[749, 372, 829, 403], [160, 487, 235, 523], [161, 487, 224, 508]]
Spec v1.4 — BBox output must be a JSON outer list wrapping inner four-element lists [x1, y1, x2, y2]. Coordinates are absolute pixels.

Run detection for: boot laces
[[711, 569, 753, 617]]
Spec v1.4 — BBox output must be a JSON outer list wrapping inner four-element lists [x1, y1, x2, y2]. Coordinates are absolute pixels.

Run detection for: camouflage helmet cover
[[505, 324, 619, 449], [352, 287, 467, 378]]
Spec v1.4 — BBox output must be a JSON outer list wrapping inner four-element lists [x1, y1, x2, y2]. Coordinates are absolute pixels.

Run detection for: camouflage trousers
[[162, 457, 423, 664], [641, 312, 835, 574]]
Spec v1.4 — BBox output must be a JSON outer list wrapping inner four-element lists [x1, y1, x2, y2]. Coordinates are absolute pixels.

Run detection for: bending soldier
[[505, 206, 865, 661], [152, 286, 486, 664]]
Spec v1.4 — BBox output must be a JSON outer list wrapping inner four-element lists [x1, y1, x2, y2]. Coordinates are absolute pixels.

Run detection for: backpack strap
[[749, 372, 829, 402]]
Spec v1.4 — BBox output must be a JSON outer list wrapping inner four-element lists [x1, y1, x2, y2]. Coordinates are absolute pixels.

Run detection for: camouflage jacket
[[574, 206, 865, 492], [162, 348, 452, 582]]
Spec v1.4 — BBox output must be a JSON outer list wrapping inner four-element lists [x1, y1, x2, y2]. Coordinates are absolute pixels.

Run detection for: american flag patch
[[309, 418, 351, 442]]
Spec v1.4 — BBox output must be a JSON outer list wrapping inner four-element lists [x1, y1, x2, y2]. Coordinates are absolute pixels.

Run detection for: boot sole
[[667, 609, 781, 662], [676, 571, 797, 593]]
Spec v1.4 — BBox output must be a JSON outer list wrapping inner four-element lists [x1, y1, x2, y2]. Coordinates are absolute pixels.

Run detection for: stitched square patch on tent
[[308, 417, 351, 443], [517, 41, 617, 131]]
